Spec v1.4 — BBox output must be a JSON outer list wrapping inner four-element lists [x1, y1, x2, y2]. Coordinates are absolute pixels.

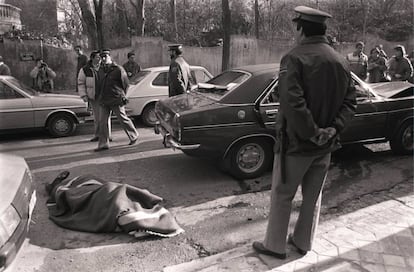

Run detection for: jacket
[[77, 60, 99, 100], [30, 65, 56, 92], [168, 56, 191, 97], [98, 63, 129, 106], [277, 36, 357, 156], [387, 56, 413, 81], [367, 56, 387, 83], [122, 60, 141, 78], [346, 51, 368, 80]]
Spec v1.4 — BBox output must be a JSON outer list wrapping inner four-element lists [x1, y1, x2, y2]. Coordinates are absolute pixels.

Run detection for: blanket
[[46, 173, 184, 238]]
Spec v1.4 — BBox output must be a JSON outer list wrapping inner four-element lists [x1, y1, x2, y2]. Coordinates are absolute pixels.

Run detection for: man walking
[[252, 6, 356, 259], [77, 50, 111, 142], [122, 52, 141, 79], [95, 49, 138, 152], [167, 44, 191, 97]]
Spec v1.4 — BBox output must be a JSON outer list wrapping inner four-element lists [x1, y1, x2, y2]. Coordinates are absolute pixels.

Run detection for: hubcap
[[146, 108, 157, 124], [55, 119, 70, 133], [402, 125, 413, 150], [236, 143, 265, 173]]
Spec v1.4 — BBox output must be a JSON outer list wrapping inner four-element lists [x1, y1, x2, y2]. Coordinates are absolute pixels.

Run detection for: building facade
[[0, 0, 21, 34]]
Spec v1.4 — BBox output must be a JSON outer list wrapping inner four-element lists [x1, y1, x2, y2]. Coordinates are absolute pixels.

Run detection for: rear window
[[194, 71, 249, 100], [129, 71, 151, 85]]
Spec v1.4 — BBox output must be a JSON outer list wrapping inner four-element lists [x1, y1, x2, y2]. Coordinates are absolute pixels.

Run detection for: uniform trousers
[[89, 99, 111, 138], [263, 152, 331, 254], [98, 104, 138, 148]]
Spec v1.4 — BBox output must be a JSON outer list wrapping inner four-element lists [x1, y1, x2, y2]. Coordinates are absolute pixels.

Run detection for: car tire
[[141, 103, 157, 127], [226, 138, 273, 180], [390, 121, 413, 155], [47, 113, 76, 137]]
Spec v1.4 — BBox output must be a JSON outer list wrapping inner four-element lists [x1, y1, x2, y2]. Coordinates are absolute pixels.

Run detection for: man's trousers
[[98, 104, 138, 148], [263, 152, 331, 254], [89, 99, 111, 139]]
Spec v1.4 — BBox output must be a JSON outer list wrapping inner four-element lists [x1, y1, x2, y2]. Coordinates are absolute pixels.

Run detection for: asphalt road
[[0, 121, 412, 272]]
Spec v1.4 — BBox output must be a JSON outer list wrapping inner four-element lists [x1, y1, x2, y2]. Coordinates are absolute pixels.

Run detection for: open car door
[[256, 79, 279, 130]]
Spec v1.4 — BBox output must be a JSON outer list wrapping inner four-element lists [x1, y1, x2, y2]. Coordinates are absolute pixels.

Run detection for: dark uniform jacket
[[98, 63, 129, 107], [168, 56, 191, 97], [276, 36, 357, 156]]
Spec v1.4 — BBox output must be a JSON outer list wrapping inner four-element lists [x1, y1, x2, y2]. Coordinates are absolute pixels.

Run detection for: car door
[[0, 81, 34, 129], [257, 80, 279, 130], [340, 80, 387, 143]]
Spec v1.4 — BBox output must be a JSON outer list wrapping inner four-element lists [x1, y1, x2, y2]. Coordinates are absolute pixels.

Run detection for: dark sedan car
[[155, 64, 413, 179]]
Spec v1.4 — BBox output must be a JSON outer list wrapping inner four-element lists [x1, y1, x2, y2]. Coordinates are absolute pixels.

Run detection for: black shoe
[[252, 241, 286, 259], [109, 138, 113, 142], [90, 137, 99, 142], [94, 146, 109, 152], [287, 234, 307, 255], [129, 138, 138, 145], [45, 170, 70, 194]]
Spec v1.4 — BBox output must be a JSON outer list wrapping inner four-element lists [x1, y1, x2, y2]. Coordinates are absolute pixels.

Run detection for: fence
[[0, 34, 412, 90]]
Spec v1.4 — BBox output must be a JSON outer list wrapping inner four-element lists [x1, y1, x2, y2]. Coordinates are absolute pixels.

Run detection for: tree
[[222, 0, 231, 71], [129, 0, 146, 36], [77, 0, 98, 48], [254, 0, 259, 39], [170, 0, 178, 42]]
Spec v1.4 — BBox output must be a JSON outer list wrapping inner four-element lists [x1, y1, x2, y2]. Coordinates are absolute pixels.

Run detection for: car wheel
[[227, 138, 273, 180], [390, 121, 413, 155], [141, 103, 157, 127], [48, 113, 76, 137]]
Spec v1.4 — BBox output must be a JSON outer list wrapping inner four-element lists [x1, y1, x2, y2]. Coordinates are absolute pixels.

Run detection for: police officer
[[167, 44, 191, 97], [252, 6, 356, 259]]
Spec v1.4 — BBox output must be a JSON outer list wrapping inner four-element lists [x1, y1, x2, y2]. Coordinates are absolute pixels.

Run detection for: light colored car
[[125, 66, 212, 126], [0, 153, 36, 271], [0, 76, 90, 137]]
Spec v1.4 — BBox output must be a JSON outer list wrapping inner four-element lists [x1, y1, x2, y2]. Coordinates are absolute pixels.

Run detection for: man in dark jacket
[[75, 45, 88, 92], [387, 45, 413, 82], [122, 52, 141, 79], [168, 44, 191, 97], [95, 49, 138, 152], [252, 6, 356, 259]]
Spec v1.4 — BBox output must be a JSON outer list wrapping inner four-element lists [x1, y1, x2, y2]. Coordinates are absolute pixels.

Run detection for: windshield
[[194, 71, 249, 100], [6, 77, 37, 95], [129, 70, 151, 85]]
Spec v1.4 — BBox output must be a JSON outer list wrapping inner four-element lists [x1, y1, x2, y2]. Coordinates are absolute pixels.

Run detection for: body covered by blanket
[[46, 174, 183, 237]]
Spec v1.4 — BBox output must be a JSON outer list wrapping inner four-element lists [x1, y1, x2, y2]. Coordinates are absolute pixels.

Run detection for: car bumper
[[154, 122, 200, 150]]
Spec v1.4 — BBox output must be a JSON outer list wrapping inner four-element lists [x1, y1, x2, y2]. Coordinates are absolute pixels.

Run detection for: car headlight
[[172, 113, 181, 141], [0, 205, 21, 247]]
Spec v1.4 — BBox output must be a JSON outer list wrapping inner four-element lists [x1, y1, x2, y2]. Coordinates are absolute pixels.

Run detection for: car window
[[129, 70, 151, 85], [0, 82, 24, 99], [192, 69, 211, 84], [152, 72, 168, 86], [261, 82, 279, 105], [194, 71, 249, 100], [5, 77, 36, 95]]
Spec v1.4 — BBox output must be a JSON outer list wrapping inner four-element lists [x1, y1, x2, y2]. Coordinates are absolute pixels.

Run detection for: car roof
[[233, 63, 280, 75], [143, 65, 208, 72]]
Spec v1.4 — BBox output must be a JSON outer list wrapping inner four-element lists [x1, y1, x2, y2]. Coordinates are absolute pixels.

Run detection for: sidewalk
[[164, 193, 414, 272]]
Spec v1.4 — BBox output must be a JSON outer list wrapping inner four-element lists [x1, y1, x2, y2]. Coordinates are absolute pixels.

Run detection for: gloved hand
[[310, 127, 337, 146]]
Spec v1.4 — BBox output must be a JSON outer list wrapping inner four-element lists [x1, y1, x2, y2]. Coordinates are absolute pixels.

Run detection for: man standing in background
[[0, 56, 11, 75], [75, 45, 88, 92], [123, 52, 141, 79], [168, 44, 191, 97], [346, 41, 368, 80]]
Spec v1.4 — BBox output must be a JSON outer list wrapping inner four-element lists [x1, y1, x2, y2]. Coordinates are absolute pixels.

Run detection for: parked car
[[0, 153, 36, 271], [155, 63, 414, 179], [0, 76, 90, 137], [125, 66, 213, 126]]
